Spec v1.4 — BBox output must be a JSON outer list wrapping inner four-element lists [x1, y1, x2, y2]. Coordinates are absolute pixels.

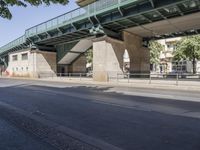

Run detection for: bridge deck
[[0, 0, 200, 55]]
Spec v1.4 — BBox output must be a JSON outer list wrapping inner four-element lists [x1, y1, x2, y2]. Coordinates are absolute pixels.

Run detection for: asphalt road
[[0, 78, 200, 150], [0, 117, 55, 150]]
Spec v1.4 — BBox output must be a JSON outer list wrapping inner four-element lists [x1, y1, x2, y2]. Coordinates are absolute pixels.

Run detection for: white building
[[157, 37, 200, 74], [7, 49, 57, 77]]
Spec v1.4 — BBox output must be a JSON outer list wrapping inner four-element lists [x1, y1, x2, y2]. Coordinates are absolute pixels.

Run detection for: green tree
[[148, 40, 164, 71], [0, 0, 68, 19], [85, 48, 93, 64], [173, 35, 200, 74]]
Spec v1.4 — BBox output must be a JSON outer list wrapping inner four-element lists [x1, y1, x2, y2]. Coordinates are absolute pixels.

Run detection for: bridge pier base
[[93, 37, 125, 82], [92, 32, 150, 82], [124, 32, 150, 74]]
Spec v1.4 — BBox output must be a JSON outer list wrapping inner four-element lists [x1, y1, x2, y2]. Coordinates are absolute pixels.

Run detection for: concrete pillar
[[123, 31, 150, 74], [35, 50, 57, 77], [92, 32, 150, 82], [93, 36, 125, 82], [69, 54, 87, 73]]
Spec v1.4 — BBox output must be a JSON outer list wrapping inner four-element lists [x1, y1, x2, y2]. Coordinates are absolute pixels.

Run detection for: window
[[12, 55, 18, 61], [22, 53, 28, 60]]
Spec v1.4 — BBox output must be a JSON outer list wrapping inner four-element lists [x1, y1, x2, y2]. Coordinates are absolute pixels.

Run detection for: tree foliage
[[148, 40, 164, 65], [173, 35, 200, 74], [85, 48, 93, 64], [0, 0, 69, 19]]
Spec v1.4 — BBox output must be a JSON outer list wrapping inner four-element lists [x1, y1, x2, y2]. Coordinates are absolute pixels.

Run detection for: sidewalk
[[39, 77, 200, 92], [1, 76, 200, 92]]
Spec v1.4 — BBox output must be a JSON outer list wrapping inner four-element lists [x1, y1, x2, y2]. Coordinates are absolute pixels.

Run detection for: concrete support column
[[93, 36, 125, 82], [92, 32, 150, 82], [123, 31, 150, 74]]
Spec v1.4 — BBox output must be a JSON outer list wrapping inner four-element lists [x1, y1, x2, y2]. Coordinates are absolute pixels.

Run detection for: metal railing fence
[[0, 36, 26, 54], [38, 72, 93, 81], [25, 0, 137, 37], [109, 73, 200, 86]]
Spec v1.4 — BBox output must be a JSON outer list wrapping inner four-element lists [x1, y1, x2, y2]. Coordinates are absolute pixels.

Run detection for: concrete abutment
[[92, 32, 150, 82]]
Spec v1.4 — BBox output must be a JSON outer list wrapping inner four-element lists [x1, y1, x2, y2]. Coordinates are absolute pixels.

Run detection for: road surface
[[0, 78, 200, 150], [0, 117, 55, 150]]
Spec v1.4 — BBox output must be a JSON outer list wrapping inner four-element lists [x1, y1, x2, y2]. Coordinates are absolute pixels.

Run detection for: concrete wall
[[35, 50, 57, 75], [7, 49, 56, 78], [7, 49, 34, 77], [57, 54, 87, 74], [123, 31, 150, 74], [93, 36, 125, 81], [69, 54, 87, 73]]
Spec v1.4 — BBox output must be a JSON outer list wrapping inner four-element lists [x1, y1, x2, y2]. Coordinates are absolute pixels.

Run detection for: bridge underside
[[125, 12, 200, 39], [25, 0, 200, 48]]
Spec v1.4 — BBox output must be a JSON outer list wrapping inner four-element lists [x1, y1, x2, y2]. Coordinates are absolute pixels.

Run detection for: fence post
[[80, 73, 82, 81], [128, 73, 130, 83], [176, 73, 179, 86], [69, 73, 71, 80], [149, 74, 152, 84], [117, 73, 119, 83]]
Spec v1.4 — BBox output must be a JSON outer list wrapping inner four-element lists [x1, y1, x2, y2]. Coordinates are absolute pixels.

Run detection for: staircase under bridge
[[57, 37, 93, 65]]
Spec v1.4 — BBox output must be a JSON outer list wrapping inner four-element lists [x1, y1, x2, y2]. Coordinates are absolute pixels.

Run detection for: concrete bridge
[[0, 0, 200, 81]]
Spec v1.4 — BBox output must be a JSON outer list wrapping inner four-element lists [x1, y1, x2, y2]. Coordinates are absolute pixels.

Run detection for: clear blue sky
[[0, 0, 78, 46]]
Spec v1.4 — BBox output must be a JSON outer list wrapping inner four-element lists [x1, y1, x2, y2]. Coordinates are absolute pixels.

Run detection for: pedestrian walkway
[[39, 76, 200, 92], [1, 75, 200, 91]]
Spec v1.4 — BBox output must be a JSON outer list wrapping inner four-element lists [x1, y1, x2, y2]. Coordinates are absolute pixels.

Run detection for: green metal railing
[[0, 35, 26, 54], [0, 0, 139, 54], [25, 0, 138, 37], [1, 0, 196, 55]]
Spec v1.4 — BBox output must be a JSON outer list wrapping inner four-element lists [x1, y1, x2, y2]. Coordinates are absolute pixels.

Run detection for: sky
[[0, 0, 78, 46]]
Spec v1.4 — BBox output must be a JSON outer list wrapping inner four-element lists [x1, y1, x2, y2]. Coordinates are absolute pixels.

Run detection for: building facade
[[6, 49, 57, 77], [157, 37, 200, 74]]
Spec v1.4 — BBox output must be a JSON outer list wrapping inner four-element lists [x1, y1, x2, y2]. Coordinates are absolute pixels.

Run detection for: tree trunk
[[192, 58, 196, 74]]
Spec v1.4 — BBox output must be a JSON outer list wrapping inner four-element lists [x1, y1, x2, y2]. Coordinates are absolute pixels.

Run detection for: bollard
[[69, 73, 71, 80], [176, 73, 179, 86], [149, 74, 152, 84], [80, 73, 82, 81], [128, 73, 130, 83]]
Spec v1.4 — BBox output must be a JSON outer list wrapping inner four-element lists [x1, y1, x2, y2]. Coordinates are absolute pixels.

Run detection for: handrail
[[25, 0, 136, 37], [0, 35, 26, 54], [1, 0, 137, 53]]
